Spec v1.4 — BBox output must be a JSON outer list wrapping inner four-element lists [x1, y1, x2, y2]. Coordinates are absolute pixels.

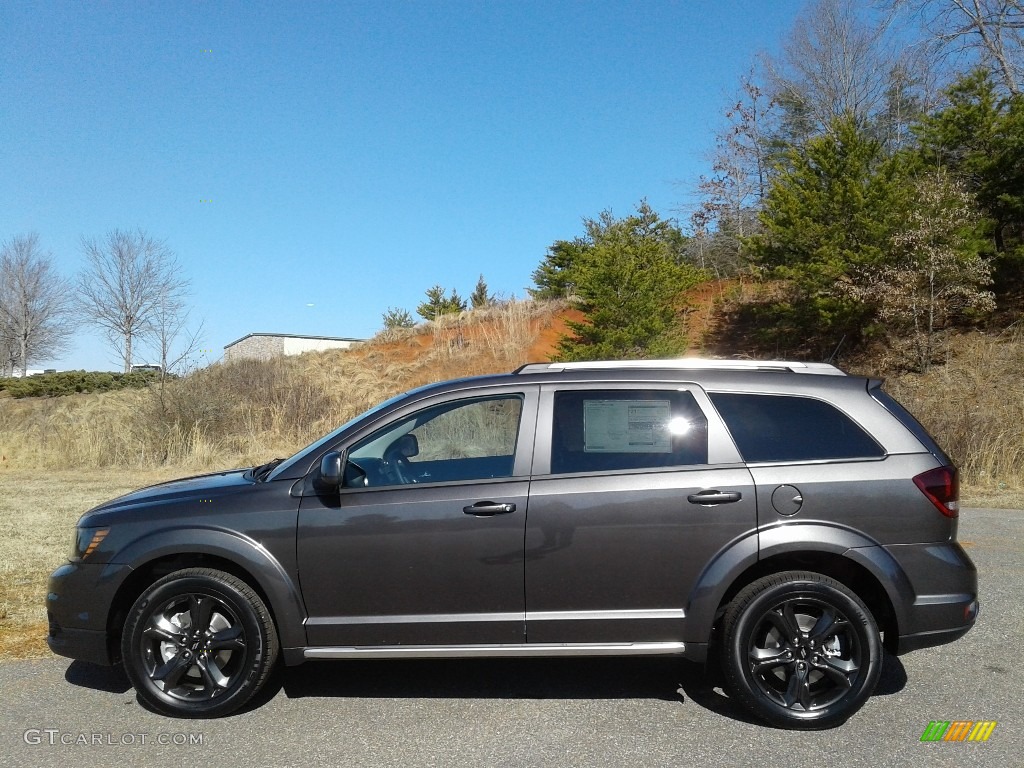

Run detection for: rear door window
[[708, 392, 884, 463], [551, 389, 708, 473]]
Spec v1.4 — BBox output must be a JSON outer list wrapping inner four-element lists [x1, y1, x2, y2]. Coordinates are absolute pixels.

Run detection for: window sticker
[[583, 399, 672, 453]]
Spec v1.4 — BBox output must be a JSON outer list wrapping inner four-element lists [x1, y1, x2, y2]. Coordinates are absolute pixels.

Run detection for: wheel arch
[[687, 524, 911, 656], [105, 530, 306, 664], [711, 551, 901, 653]]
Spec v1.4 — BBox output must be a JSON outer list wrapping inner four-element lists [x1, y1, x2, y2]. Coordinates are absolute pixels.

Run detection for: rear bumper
[[884, 542, 978, 655], [896, 619, 976, 655]]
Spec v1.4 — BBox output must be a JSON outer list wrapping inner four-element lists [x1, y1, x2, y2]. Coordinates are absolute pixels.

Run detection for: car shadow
[[280, 656, 692, 703], [64, 660, 132, 693], [62, 650, 907, 724], [276, 650, 907, 724], [274, 656, 765, 723]]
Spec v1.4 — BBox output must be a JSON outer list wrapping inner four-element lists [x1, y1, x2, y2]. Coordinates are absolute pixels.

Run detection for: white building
[[224, 333, 363, 363]]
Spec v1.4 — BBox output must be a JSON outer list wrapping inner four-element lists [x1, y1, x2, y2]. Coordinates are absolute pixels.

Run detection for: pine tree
[[552, 202, 701, 361], [470, 275, 492, 308], [748, 115, 912, 354], [915, 70, 1024, 266], [381, 307, 415, 330], [416, 285, 466, 321]]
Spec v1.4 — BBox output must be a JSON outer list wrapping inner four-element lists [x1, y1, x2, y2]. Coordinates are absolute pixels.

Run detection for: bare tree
[[146, 286, 205, 381], [843, 171, 995, 369], [0, 295, 18, 377], [888, 0, 1024, 94], [78, 229, 189, 373], [763, 0, 935, 145], [0, 328, 17, 377], [0, 234, 74, 377]]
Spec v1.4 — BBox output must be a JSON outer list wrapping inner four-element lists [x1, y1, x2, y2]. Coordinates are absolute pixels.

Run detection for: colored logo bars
[[920, 721, 997, 742]]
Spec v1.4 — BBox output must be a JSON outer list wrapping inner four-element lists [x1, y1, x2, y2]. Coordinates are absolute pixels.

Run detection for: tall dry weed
[[886, 329, 1024, 488]]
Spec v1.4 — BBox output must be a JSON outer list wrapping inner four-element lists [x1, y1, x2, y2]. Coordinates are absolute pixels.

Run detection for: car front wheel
[[720, 571, 882, 729], [121, 568, 279, 718]]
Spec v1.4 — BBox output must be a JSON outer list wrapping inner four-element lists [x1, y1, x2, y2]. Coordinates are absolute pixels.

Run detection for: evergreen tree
[[528, 238, 589, 300], [551, 202, 702, 361], [416, 285, 466, 321], [381, 307, 415, 330], [748, 115, 912, 355], [470, 275, 492, 308], [914, 70, 1024, 274]]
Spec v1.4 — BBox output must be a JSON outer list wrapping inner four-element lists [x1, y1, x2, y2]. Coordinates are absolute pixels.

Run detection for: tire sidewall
[[122, 571, 270, 718]]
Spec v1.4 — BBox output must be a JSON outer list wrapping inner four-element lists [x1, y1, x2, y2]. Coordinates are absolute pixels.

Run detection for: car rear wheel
[[121, 568, 278, 718], [720, 571, 881, 729]]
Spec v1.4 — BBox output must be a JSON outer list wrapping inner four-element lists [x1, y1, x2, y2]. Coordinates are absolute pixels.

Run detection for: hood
[[79, 468, 255, 525]]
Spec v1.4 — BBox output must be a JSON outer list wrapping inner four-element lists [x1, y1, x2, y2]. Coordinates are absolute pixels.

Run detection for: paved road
[[2, 508, 1020, 768]]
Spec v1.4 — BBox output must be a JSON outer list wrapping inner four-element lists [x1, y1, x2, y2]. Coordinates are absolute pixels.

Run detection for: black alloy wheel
[[122, 568, 278, 718], [721, 571, 882, 729]]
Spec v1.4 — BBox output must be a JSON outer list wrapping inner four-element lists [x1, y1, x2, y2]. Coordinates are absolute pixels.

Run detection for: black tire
[[121, 568, 279, 718], [720, 571, 881, 729]]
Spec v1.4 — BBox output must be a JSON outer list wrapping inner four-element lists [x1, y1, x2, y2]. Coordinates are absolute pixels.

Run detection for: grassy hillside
[[0, 300, 575, 472]]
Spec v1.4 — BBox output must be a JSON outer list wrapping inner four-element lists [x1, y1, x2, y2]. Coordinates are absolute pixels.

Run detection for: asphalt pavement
[[1, 507, 1020, 768]]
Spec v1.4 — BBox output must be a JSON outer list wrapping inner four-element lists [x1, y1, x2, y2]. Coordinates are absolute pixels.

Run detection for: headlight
[[71, 527, 110, 561]]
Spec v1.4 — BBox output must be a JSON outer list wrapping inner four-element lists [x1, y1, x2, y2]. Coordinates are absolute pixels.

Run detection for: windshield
[[266, 390, 412, 481]]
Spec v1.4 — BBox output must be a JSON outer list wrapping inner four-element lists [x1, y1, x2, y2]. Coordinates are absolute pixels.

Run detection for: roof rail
[[514, 358, 846, 376]]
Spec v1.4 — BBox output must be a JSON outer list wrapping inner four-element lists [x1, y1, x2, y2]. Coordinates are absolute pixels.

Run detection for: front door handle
[[687, 490, 742, 505], [463, 501, 516, 516]]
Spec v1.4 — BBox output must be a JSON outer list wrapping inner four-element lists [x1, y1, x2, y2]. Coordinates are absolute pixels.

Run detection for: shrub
[[0, 370, 163, 399]]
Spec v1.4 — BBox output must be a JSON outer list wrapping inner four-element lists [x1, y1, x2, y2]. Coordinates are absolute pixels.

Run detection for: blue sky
[[1, 1, 803, 371]]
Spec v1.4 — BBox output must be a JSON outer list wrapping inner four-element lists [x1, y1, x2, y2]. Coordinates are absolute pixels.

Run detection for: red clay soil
[[682, 278, 739, 354], [528, 308, 585, 360], [344, 280, 733, 369], [341, 306, 587, 369]]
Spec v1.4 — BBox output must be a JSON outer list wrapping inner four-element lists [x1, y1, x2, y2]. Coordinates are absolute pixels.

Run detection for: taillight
[[913, 466, 959, 518]]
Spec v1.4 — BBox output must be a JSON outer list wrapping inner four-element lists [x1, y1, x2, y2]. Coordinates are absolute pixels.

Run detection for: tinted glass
[[348, 395, 523, 486], [871, 387, 951, 464], [709, 393, 884, 462], [551, 390, 708, 474], [409, 396, 522, 462]]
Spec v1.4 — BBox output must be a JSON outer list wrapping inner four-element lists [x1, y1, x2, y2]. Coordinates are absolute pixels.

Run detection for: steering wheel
[[382, 445, 415, 485]]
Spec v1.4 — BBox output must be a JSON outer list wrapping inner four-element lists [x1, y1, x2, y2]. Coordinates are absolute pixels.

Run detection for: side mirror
[[320, 451, 342, 487]]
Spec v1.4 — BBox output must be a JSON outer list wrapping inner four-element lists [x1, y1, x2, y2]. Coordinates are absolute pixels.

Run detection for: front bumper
[[45, 561, 132, 667]]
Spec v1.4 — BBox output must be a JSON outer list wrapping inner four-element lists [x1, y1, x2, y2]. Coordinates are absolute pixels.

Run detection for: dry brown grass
[[0, 300, 564, 661], [0, 300, 563, 472], [0, 468, 185, 660], [883, 328, 1024, 490]]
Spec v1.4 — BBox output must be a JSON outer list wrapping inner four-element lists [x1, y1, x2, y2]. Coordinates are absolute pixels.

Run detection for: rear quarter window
[[708, 392, 885, 463], [870, 387, 952, 464]]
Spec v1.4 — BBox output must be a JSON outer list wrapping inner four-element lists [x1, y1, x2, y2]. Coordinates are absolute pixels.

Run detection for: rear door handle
[[463, 501, 516, 516], [687, 490, 742, 505]]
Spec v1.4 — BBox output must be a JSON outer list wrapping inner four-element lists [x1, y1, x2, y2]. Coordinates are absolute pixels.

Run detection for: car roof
[[403, 359, 871, 403], [515, 359, 846, 376]]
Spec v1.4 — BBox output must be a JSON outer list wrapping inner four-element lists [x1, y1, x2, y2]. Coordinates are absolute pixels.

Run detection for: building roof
[[224, 332, 365, 349]]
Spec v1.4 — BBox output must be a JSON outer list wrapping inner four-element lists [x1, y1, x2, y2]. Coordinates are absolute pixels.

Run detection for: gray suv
[[46, 359, 978, 728]]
